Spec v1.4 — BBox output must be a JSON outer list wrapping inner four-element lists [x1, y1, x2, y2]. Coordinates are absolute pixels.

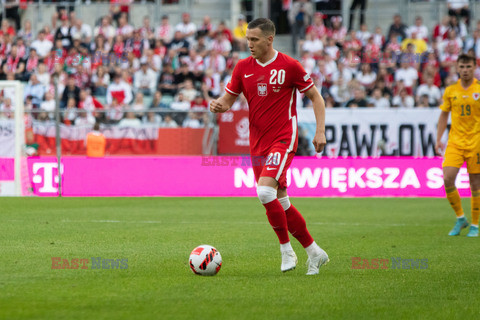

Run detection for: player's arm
[[436, 110, 449, 156], [209, 92, 237, 113], [304, 85, 326, 153]]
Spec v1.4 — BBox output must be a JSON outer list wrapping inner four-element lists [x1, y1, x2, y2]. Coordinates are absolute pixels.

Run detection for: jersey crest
[[257, 83, 267, 96], [473, 93, 480, 100]]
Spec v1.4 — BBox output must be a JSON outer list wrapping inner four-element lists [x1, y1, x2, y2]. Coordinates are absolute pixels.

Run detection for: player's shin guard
[[279, 196, 314, 248], [471, 190, 480, 226], [257, 186, 289, 244], [445, 186, 465, 218]]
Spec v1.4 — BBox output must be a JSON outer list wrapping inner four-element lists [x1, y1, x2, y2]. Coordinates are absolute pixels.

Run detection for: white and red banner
[[0, 156, 471, 197], [217, 110, 250, 155]]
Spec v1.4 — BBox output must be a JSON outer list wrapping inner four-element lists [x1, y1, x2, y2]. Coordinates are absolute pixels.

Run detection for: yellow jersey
[[440, 78, 480, 150]]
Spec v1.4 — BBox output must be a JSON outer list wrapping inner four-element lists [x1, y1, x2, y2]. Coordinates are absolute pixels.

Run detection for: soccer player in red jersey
[[210, 18, 329, 275]]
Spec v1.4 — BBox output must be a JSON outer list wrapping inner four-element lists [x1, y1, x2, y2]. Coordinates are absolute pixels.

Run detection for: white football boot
[[306, 248, 329, 275], [280, 250, 298, 272]]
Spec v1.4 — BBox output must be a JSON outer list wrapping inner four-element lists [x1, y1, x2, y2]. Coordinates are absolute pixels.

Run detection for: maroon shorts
[[252, 142, 295, 189]]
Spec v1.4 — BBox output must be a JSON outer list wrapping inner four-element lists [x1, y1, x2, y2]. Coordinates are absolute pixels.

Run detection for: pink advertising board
[[16, 156, 471, 197]]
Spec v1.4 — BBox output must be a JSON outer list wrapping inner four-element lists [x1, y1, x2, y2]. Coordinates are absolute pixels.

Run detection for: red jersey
[[225, 51, 314, 155]]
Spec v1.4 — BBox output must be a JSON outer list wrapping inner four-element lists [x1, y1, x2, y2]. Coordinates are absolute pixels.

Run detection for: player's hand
[[313, 132, 326, 153], [435, 141, 444, 156], [210, 99, 229, 113]]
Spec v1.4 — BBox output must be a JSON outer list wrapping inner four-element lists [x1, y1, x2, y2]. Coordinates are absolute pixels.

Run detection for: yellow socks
[[471, 190, 480, 227], [445, 186, 465, 218]]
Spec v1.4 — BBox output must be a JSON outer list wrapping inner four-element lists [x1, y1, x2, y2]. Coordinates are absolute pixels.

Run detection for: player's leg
[[256, 176, 296, 272], [466, 174, 480, 237], [444, 166, 469, 235], [443, 145, 469, 235], [277, 188, 329, 275]]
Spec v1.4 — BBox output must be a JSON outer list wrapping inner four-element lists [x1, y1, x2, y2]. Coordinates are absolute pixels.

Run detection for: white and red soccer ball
[[189, 245, 222, 276]]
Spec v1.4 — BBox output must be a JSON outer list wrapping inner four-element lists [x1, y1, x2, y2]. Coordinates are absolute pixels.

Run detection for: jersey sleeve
[[439, 86, 451, 112], [225, 62, 243, 96], [291, 59, 314, 93]]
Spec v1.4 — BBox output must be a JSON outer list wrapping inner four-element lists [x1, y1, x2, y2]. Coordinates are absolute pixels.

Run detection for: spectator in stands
[[447, 0, 470, 28], [416, 75, 441, 107], [368, 87, 390, 109], [355, 63, 377, 92], [432, 16, 450, 44], [158, 64, 177, 97], [155, 15, 174, 44], [288, 0, 314, 55], [160, 113, 178, 128], [131, 92, 145, 119], [64, 97, 78, 125], [150, 91, 169, 109], [211, 31, 232, 58], [71, 18, 92, 46], [401, 32, 428, 55], [143, 110, 162, 126], [169, 30, 190, 57], [91, 65, 110, 96], [40, 91, 55, 118], [329, 76, 351, 107], [178, 79, 198, 102], [197, 15, 214, 39], [75, 109, 96, 126], [106, 73, 133, 106], [392, 88, 414, 108], [387, 14, 408, 42], [346, 87, 368, 108], [2, 44, 24, 80], [329, 16, 347, 47], [0, 0, 21, 31], [116, 13, 134, 38], [448, 15, 467, 40], [464, 29, 480, 60], [139, 16, 155, 42], [110, 0, 132, 24], [93, 16, 116, 44], [78, 89, 104, 121], [54, 14, 73, 50], [134, 62, 157, 96], [348, 0, 367, 31], [175, 12, 197, 45], [61, 75, 81, 109], [416, 94, 430, 108], [105, 97, 123, 123], [118, 109, 142, 127], [204, 49, 226, 74], [408, 16, 428, 42], [35, 61, 50, 88], [394, 61, 418, 94], [306, 12, 328, 43], [17, 19, 34, 46], [356, 23, 371, 46], [233, 15, 248, 52]]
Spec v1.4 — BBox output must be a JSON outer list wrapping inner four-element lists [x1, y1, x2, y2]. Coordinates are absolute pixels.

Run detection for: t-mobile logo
[[32, 163, 64, 193]]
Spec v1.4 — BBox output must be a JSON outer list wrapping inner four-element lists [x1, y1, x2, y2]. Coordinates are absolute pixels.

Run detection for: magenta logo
[[51, 257, 128, 269], [351, 257, 428, 269]]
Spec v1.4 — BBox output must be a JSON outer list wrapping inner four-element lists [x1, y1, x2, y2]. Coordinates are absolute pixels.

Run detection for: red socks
[[263, 199, 290, 244], [285, 205, 314, 248]]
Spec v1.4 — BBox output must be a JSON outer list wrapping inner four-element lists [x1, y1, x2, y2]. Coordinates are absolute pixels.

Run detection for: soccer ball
[[189, 245, 222, 276]]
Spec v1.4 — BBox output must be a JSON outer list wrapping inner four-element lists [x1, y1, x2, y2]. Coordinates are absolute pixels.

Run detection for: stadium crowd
[[0, 0, 479, 127]]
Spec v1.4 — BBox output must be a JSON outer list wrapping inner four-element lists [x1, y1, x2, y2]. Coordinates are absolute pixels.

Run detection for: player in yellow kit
[[436, 54, 480, 237]]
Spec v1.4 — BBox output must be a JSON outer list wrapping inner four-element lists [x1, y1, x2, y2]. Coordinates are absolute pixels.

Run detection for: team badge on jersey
[[258, 83, 267, 96], [473, 93, 480, 100]]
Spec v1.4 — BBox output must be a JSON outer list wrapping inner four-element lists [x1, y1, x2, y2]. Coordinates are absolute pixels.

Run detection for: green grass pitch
[[1, 197, 479, 319]]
